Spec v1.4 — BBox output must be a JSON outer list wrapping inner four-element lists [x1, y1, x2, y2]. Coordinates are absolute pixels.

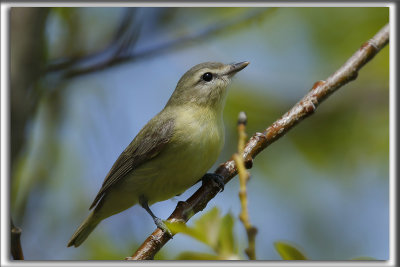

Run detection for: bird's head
[[166, 61, 249, 109]]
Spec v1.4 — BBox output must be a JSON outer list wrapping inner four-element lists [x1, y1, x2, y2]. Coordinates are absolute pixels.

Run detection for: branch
[[233, 112, 258, 260], [45, 8, 140, 73], [127, 23, 389, 260], [11, 218, 24, 260], [48, 8, 276, 79]]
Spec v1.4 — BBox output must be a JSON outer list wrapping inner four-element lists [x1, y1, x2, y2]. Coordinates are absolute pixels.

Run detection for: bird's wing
[[89, 117, 175, 210]]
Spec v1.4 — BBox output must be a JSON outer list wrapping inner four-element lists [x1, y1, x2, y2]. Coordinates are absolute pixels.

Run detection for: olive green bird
[[67, 61, 249, 247]]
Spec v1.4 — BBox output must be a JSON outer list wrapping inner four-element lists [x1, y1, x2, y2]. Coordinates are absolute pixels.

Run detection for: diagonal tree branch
[[127, 23, 389, 260]]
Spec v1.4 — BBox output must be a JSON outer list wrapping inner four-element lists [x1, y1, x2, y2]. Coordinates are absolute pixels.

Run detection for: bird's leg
[[139, 195, 172, 237], [201, 173, 225, 192]]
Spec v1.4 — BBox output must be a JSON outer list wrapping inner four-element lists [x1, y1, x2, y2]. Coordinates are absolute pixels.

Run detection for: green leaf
[[167, 208, 241, 259], [274, 241, 308, 260], [193, 207, 222, 249], [167, 207, 239, 258], [165, 207, 222, 249], [217, 213, 237, 255], [165, 221, 208, 245]]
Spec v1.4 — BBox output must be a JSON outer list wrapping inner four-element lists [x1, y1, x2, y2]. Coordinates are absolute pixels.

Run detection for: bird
[[67, 61, 249, 247]]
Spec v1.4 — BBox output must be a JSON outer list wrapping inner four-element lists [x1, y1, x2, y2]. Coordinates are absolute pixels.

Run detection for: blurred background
[[9, 7, 389, 260]]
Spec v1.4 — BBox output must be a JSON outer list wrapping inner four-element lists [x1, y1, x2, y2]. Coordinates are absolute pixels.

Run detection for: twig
[[11, 218, 24, 260], [45, 8, 138, 73], [233, 111, 258, 260], [127, 23, 389, 260], [48, 8, 275, 79]]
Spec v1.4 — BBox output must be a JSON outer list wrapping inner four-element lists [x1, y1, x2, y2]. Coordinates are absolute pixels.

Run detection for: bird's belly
[[122, 116, 223, 204]]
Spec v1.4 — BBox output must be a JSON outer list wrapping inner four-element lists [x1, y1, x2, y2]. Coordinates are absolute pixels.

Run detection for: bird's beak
[[225, 61, 250, 76]]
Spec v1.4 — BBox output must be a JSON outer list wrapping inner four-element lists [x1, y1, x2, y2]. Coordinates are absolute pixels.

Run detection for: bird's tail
[[67, 212, 100, 247]]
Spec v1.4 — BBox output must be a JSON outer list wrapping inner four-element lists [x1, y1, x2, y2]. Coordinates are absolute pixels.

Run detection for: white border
[[0, 2, 395, 7], [1, 2, 395, 267], [1, 2, 11, 266], [388, 3, 397, 267]]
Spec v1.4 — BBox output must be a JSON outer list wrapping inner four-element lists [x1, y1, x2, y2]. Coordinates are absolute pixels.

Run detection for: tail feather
[[68, 212, 100, 247]]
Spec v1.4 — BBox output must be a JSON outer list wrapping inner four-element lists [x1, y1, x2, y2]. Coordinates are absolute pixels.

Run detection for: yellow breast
[[138, 105, 225, 203]]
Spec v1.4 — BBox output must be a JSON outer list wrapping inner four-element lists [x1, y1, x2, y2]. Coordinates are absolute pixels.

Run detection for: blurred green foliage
[[167, 207, 239, 260], [274, 241, 376, 260], [274, 241, 308, 260]]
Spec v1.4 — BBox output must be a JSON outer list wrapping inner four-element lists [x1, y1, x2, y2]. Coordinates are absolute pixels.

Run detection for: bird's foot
[[202, 173, 225, 192], [154, 217, 173, 238]]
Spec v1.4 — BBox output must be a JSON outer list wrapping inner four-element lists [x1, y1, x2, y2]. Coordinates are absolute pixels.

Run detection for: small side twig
[[45, 8, 138, 73], [127, 23, 389, 260], [49, 8, 275, 79], [233, 111, 258, 260], [11, 218, 24, 260]]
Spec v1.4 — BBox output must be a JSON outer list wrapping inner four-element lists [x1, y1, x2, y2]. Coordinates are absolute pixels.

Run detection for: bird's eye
[[202, 72, 213, 82]]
